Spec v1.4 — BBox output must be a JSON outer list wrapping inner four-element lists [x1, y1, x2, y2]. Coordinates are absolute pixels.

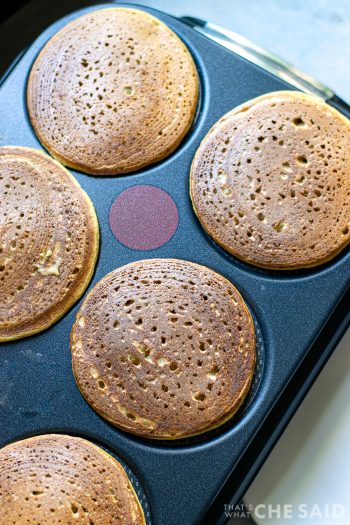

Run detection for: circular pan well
[[190, 91, 350, 270], [70, 259, 257, 441], [27, 7, 200, 176]]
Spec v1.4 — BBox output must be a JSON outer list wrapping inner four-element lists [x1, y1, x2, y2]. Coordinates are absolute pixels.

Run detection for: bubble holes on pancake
[[1, 431, 153, 525], [152, 310, 265, 448], [190, 92, 350, 280], [162, 28, 208, 153], [25, 8, 209, 177], [70, 259, 262, 445], [107, 307, 266, 449]]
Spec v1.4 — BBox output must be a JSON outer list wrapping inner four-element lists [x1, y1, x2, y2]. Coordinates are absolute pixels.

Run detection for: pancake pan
[[1, 4, 350, 524]]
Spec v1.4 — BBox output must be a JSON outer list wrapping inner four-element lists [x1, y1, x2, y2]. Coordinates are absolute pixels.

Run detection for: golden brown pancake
[[70, 259, 256, 439], [27, 7, 199, 176], [190, 91, 350, 270], [0, 147, 99, 341], [0, 434, 145, 525]]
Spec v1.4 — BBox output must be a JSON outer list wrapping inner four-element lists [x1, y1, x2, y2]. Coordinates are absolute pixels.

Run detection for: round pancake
[[0, 434, 145, 525], [0, 147, 99, 341], [27, 7, 199, 176], [70, 259, 256, 440], [190, 91, 350, 270]]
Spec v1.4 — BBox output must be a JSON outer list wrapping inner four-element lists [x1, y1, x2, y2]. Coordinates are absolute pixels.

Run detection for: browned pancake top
[[0, 147, 99, 341], [70, 259, 256, 439], [0, 434, 145, 525], [27, 8, 199, 176], [190, 91, 350, 269]]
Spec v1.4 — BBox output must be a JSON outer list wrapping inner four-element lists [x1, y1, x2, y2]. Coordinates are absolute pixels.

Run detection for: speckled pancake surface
[[27, 7, 199, 176], [0, 434, 145, 525], [71, 259, 256, 439], [0, 147, 99, 341], [190, 91, 350, 269]]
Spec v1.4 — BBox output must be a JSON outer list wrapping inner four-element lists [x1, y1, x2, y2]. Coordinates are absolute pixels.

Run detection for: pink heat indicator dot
[[109, 185, 179, 251]]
